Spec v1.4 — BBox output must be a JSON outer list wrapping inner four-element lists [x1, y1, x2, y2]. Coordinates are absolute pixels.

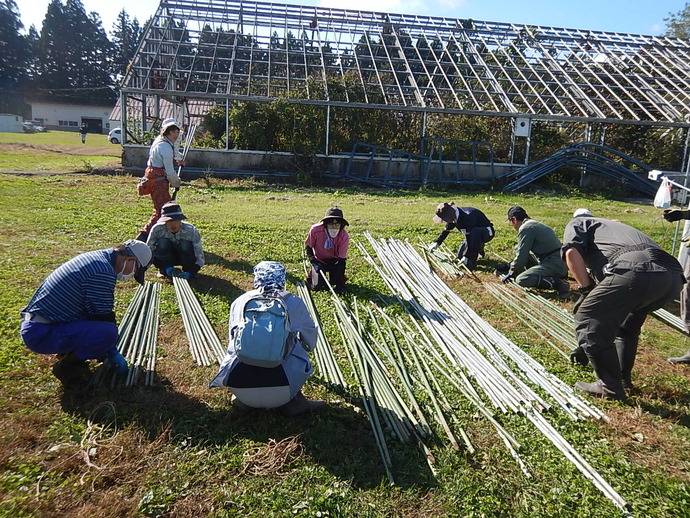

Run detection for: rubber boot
[[614, 337, 637, 392], [668, 350, 690, 364], [277, 391, 325, 417], [574, 347, 627, 401], [538, 276, 571, 300], [52, 352, 90, 391]]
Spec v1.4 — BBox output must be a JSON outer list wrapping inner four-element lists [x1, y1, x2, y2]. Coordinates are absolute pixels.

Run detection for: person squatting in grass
[[147, 202, 204, 280], [19, 240, 153, 391], [305, 206, 349, 294], [136, 118, 185, 242], [429, 202, 494, 270], [496, 205, 571, 299], [662, 207, 690, 364], [563, 209, 685, 400], [209, 261, 325, 416]]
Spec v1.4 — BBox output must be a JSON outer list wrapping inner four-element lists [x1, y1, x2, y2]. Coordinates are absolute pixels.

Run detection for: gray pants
[[575, 269, 684, 358]]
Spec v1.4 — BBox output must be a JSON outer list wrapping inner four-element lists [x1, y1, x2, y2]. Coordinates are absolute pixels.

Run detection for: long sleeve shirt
[[435, 206, 493, 245], [147, 221, 205, 267], [509, 219, 565, 275], [305, 223, 349, 261], [21, 249, 117, 322], [147, 136, 180, 187]]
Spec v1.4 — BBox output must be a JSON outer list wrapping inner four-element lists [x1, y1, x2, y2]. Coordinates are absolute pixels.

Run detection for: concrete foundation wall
[[123, 146, 518, 182]]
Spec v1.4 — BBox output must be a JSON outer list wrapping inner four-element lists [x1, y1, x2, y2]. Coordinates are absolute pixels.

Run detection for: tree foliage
[[664, 2, 690, 38]]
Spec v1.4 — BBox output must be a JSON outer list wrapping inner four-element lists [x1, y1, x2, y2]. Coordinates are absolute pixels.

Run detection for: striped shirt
[[21, 249, 117, 322]]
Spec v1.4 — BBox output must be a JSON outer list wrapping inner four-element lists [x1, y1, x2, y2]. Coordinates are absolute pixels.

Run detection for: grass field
[[0, 134, 689, 517]]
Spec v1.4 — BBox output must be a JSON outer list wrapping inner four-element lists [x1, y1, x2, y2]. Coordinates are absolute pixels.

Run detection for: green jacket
[[510, 219, 567, 276]]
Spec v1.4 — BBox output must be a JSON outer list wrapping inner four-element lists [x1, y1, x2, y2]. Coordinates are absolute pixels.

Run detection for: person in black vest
[[429, 202, 494, 270]]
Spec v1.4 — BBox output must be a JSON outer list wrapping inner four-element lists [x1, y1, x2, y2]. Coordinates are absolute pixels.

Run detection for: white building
[[0, 114, 23, 133], [27, 101, 115, 134]]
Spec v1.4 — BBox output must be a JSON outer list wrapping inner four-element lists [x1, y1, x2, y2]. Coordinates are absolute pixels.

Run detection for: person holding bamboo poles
[[136, 119, 185, 242]]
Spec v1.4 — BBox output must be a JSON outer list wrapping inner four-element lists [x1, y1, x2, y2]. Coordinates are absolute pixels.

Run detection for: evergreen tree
[[111, 9, 142, 80], [36, 0, 114, 104], [0, 0, 30, 90]]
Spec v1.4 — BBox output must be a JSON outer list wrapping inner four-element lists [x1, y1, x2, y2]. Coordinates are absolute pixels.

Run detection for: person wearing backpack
[[305, 207, 349, 293], [209, 261, 325, 416]]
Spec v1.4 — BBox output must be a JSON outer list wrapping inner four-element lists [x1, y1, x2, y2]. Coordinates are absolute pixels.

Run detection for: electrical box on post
[[515, 117, 531, 137]]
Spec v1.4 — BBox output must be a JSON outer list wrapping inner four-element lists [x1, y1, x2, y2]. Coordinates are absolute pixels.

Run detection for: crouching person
[[305, 207, 349, 293], [147, 202, 204, 280], [209, 261, 325, 416], [19, 240, 152, 391]]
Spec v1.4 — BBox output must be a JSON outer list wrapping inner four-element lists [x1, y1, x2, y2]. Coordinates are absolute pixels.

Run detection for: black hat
[[321, 206, 349, 226], [433, 202, 457, 223], [159, 202, 187, 222], [507, 206, 529, 221]]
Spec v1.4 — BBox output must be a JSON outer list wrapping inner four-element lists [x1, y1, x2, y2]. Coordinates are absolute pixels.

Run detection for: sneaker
[[52, 353, 90, 391], [554, 278, 571, 300], [668, 351, 690, 364]]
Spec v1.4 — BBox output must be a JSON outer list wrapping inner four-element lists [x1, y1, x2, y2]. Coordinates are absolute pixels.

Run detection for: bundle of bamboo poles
[[652, 307, 687, 334], [358, 234, 630, 513], [295, 281, 347, 389], [173, 277, 226, 365], [91, 282, 161, 387]]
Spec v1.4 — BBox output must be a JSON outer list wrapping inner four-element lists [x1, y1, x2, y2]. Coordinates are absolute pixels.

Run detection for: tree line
[[0, 0, 143, 115]]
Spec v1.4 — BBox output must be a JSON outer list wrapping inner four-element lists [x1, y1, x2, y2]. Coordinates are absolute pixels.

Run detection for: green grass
[[0, 137, 689, 517]]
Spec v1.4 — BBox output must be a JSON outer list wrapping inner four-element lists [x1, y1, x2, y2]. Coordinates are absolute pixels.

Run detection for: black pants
[[152, 238, 198, 273], [309, 258, 346, 292], [457, 227, 493, 269]]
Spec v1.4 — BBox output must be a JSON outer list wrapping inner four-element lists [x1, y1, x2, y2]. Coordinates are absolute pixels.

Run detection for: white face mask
[[327, 228, 340, 238], [116, 260, 136, 281]]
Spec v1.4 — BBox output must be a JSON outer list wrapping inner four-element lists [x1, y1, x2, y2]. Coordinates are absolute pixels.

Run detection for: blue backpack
[[235, 292, 293, 368]]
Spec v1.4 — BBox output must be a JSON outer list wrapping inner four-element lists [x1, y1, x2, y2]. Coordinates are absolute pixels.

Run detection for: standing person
[[563, 209, 684, 400], [136, 119, 185, 242], [209, 261, 325, 416], [305, 207, 349, 294], [429, 202, 494, 270], [147, 202, 204, 280], [498, 206, 570, 298], [78, 124, 87, 144], [19, 240, 152, 390], [662, 208, 690, 364]]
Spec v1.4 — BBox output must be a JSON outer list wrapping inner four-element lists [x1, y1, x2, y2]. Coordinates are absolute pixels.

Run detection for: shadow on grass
[[59, 376, 437, 491]]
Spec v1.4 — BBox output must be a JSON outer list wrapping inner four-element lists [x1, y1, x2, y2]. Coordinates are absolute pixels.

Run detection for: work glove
[[569, 346, 590, 367], [501, 273, 512, 283], [168, 175, 181, 189], [165, 266, 183, 278], [572, 285, 593, 314], [494, 264, 510, 276], [178, 271, 193, 280], [107, 349, 129, 375], [428, 242, 439, 252], [663, 209, 690, 222]]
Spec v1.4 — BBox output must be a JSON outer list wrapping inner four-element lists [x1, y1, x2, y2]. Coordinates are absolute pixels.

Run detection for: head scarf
[[253, 261, 286, 292]]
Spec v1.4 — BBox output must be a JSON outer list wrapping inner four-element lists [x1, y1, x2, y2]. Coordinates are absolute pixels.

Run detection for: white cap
[[123, 240, 152, 285], [573, 208, 592, 218], [161, 118, 180, 133]]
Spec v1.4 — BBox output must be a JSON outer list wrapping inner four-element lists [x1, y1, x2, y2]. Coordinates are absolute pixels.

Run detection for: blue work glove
[[164, 266, 182, 278], [178, 271, 193, 280], [107, 349, 129, 375], [501, 273, 512, 283]]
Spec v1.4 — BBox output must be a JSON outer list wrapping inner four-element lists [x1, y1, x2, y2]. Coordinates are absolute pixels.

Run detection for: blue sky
[[15, 0, 687, 37]]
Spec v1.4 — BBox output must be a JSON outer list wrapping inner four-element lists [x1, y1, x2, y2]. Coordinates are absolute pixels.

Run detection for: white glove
[[168, 175, 181, 189], [428, 242, 439, 252]]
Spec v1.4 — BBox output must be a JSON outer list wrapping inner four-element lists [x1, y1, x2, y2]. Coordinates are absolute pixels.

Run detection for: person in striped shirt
[[19, 240, 152, 391]]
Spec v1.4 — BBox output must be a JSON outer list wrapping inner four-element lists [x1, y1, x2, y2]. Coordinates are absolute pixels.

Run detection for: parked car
[[108, 128, 121, 144], [23, 121, 46, 133]]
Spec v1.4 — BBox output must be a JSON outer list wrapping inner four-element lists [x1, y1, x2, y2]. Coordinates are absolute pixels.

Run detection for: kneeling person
[[147, 202, 204, 279], [209, 261, 325, 416], [305, 207, 349, 293], [501, 206, 570, 299]]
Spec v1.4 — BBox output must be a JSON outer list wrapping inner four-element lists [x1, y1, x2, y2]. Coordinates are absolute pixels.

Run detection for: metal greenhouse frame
[[120, 0, 690, 169]]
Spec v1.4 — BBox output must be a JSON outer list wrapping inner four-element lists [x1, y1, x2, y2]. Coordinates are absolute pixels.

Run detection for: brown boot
[[278, 391, 325, 417], [52, 352, 90, 391]]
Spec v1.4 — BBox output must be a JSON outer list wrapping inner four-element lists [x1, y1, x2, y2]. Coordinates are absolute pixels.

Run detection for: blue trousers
[[20, 320, 118, 361]]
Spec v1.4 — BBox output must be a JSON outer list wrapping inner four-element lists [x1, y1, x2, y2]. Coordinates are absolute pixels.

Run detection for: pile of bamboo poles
[[92, 282, 161, 387], [358, 234, 630, 513], [652, 307, 687, 334], [295, 281, 347, 389], [173, 277, 225, 365]]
